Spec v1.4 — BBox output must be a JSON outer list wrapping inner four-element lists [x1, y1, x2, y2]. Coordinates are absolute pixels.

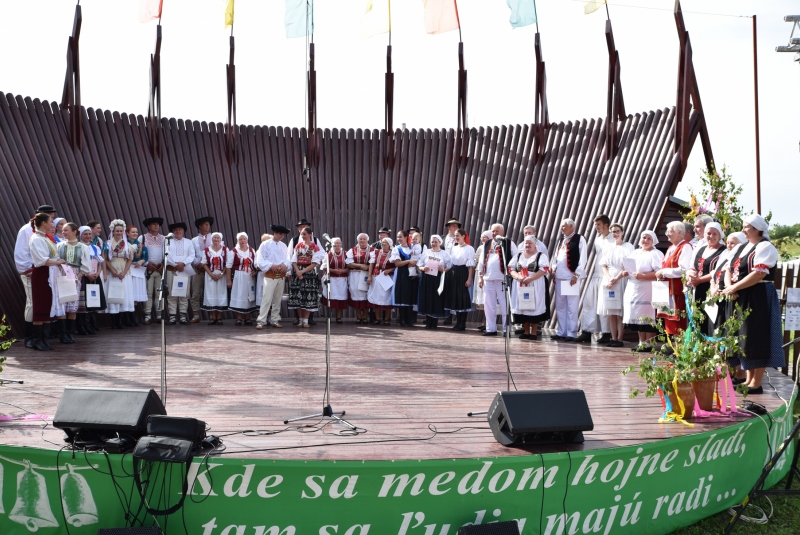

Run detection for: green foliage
[[771, 223, 800, 261], [683, 165, 748, 236], [0, 315, 12, 377], [622, 286, 748, 399]]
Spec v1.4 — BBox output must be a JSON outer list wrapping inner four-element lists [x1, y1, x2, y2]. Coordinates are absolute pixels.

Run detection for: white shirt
[[389, 244, 421, 263], [552, 233, 588, 280], [15, 223, 34, 274], [482, 241, 509, 281], [30, 232, 57, 268], [444, 234, 457, 253], [139, 233, 165, 265], [192, 233, 214, 267], [418, 249, 452, 272], [449, 244, 476, 267], [590, 233, 615, 278], [166, 237, 195, 267], [257, 239, 292, 272], [660, 241, 694, 279]]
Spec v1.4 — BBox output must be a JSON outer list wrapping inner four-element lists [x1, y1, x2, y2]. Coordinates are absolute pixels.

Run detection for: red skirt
[[321, 297, 349, 310], [657, 286, 687, 335], [31, 265, 53, 322], [368, 301, 393, 311]]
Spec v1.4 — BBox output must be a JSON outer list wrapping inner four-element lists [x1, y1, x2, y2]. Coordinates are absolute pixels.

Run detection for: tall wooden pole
[[753, 15, 762, 213]]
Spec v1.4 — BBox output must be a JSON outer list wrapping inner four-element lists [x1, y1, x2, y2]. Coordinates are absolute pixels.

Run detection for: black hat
[[168, 222, 188, 233], [194, 216, 214, 228], [142, 217, 164, 228], [378, 226, 392, 235], [271, 224, 291, 234], [409, 226, 421, 234], [36, 204, 56, 214], [445, 218, 462, 228], [295, 218, 311, 227]]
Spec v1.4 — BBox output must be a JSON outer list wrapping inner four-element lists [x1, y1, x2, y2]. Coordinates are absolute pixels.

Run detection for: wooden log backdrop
[[0, 93, 692, 336]]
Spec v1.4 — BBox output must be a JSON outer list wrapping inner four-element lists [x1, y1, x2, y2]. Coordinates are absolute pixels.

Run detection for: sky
[[0, 0, 798, 225]]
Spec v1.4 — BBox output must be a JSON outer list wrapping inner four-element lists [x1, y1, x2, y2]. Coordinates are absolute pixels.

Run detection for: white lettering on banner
[[189, 463, 222, 496], [302, 475, 325, 499], [224, 465, 255, 497], [544, 493, 643, 535], [379, 474, 426, 497], [300, 475, 359, 499], [652, 476, 713, 519], [320, 525, 370, 534], [397, 510, 526, 535], [428, 471, 455, 495], [684, 424, 751, 467], [457, 462, 492, 495], [257, 475, 284, 498], [202, 518, 296, 535], [572, 449, 679, 488]]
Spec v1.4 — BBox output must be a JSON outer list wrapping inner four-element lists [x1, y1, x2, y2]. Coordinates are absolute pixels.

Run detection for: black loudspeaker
[[54, 387, 166, 440], [457, 521, 521, 535], [487, 390, 593, 446]]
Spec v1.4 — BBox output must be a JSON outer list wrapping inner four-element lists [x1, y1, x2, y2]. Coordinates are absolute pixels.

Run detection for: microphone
[[165, 233, 175, 240], [322, 233, 333, 244]]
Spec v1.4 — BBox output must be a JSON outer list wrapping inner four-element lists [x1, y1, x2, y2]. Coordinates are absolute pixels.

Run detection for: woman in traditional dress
[[445, 229, 475, 331], [289, 227, 325, 327], [104, 219, 135, 329], [416, 235, 451, 329], [55, 222, 90, 343], [367, 237, 395, 325], [87, 220, 104, 249], [126, 225, 148, 326], [597, 223, 635, 347], [77, 225, 105, 335], [52, 218, 66, 243], [226, 232, 257, 325], [391, 230, 420, 327], [321, 237, 349, 323], [472, 230, 492, 331], [346, 233, 373, 324], [721, 215, 782, 394], [621, 230, 665, 352], [655, 221, 693, 343], [509, 235, 551, 340], [199, 232, 228, 324], [29, 213, 65, 350], [686, 222, 725, 334]]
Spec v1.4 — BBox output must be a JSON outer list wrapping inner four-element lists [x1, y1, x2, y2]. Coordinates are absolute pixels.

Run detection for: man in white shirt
[[442, 218, 461, 324], [15, 204, 57, 347], [692, 214, 712, 247], [165, 222, 196, 325], [257, 224, 293, 329], [575, 215, 614, 344], [478, 223, 516, 336], [139, 217, 165, 324], [551, 218, 587, 341], [191, 216, 215, 323]]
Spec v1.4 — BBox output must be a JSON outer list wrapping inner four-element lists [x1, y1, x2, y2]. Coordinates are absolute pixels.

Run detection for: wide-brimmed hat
[[445, 218, 462, 228], [271, 224, 291, 235], [295, 218, 311, 227], [194, 216, 214, 228], [142, 217, 164, 228], [378, 226, 392, 235], [409, 225, 421, 234], [168, 222, 188, 233], [36, 204, 57, 214]]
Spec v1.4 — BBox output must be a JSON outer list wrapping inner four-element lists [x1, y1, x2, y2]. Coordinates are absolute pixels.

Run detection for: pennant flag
[[584, 0, 606, 15], [507, 0, 536, 29], [138, 0, 163, 23], [423, 0, 459, 35], [286, 0, 315, 39], [362, 0, 391, 39], [225, 0, 235, 28]]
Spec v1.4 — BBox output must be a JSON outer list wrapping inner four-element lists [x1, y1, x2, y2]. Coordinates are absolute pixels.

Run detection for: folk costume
[[581, 233, 614, 337], [201, 243, 229, 312], [227, 241, 258, 314], [367, 242, 395, 313], [416, 244, 452, 326], [346, 244, 373, 309], [191, 217, 215, 321], [76, 229, 106, 335], [656, 239, 692, 335], [597, 241, 635, 316], [481, 238, 514, 334], [104, 236, 136, 319], [139, 218, 165, 323], [471, 231, 492, 312], [289, 241, 325, 312], [551, 232, 587, 339], [15, 222, 35, 334], [444, 242, 475, 330], [128, 237, 149, 304], [509, 249, 551, 324], [165, 224, 196, 324], [29, 230, 58, 323], [622, 244, 664, 332], [390, 240, 421, 326], [256, 227, 292, 327], [322, 249, 349, 310]]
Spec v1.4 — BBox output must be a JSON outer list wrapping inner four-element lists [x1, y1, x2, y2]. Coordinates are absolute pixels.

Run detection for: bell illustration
[[9, 460, 59, 532], [60, 464, 98, 527]]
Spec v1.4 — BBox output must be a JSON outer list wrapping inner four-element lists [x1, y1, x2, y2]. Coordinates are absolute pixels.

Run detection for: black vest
[[566, 234, 582, 273]]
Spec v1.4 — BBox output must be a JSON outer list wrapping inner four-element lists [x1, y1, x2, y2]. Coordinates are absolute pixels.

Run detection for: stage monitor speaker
[[487, 390, 593, 446], [53, 387, 166, 441], [457, 521, 520, 535]]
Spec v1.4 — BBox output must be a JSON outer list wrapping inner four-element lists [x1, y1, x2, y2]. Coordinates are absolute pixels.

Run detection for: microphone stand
[[157, 237, 171, 407], [284, 239, 354, 430]]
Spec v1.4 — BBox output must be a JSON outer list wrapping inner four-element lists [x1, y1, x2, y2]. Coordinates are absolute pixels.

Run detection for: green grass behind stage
[[675, 400, 800, 535]]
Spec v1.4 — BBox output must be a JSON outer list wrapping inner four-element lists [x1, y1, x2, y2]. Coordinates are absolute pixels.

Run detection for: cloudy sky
[[1, 0, 798, 224]]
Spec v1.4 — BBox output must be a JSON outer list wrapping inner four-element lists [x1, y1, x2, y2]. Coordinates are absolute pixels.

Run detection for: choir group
[[14, 205, 783, 393]]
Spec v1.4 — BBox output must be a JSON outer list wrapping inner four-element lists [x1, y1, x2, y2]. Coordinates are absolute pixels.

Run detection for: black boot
[[121, 312, 134, 327], [58, 319, 72, 344], [49, 320, 60, 339], [84, 313, 96, 334], [66, 319, 77, 343], [32, 325, 51, 351], [430, 317, 439, 329], [75, 314, 88, 335], [88, 312, 99, 332], [41, 323, 54, 350], [443, 315, 453, 325], [24, 322, 35, 348]]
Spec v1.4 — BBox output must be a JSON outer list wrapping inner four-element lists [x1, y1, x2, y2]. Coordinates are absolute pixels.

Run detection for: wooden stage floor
[[0, 319, 795, 461]]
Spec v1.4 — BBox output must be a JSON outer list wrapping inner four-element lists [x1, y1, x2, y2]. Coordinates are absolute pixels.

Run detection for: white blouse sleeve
[[464, 246, 476, 267], [201, 249, 209, 265], [538, 253, 551, 273], [389, 247, 401, 263], [442, 251, 452, 270], [753, 241, 779, 273], [344, 249, 356, 265], [508, 254, 519, 271], [368, 250, 377, 264], [225, 249, 235, 269], [80, 245, 93, 273], [312, 248, 326, 265], [649, 249, 665, 272], [290, 249, 299, 264], [30, 237, 53, 267]]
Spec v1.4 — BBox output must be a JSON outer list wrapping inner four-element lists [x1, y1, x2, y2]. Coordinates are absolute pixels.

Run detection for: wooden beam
[[147, 24, 162, 158], [226, 35, 237, 165], [384, 45, 394, 170], [604, 20, 626, 161], [60, 5, 82, 150], [534, 32, 549, 165]]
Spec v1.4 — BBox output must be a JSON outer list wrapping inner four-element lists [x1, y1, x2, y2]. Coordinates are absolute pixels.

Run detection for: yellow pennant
[[225, 0, 235, 28], [584, 0, 606, 15]]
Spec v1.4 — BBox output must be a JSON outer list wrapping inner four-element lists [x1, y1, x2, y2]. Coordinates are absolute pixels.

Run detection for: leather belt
[[264, 271, 284, 280]]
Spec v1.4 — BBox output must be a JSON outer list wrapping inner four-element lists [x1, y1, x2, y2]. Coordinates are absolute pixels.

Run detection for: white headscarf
[[381, 237, 394, 247], [523, 234, 537, 243], [729, 231, 746, 245], [236, 232, 247, 242], [745, 214, 769, 240], [641, 230, 659, 246], [78, 225, 91, 235], [481, 230, 492, 240], [704, 222, 725, 241], [430, 234, 443, 245]]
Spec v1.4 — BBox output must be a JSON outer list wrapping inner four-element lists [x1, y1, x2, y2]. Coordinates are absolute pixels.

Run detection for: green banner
[[0, 400, 794, 534]]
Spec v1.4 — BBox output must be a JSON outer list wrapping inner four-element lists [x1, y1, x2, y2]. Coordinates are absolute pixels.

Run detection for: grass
[[674, 400, 800, 535]]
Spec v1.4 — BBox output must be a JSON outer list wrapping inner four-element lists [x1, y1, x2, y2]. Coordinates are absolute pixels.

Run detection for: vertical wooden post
[[226, 35, 237, 165], [147, 25, 163, 158], [61, 5, 82, 151], [456, 42, 468, 168], [384, 45, 394, 170], [753, 15, 762, 213]]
